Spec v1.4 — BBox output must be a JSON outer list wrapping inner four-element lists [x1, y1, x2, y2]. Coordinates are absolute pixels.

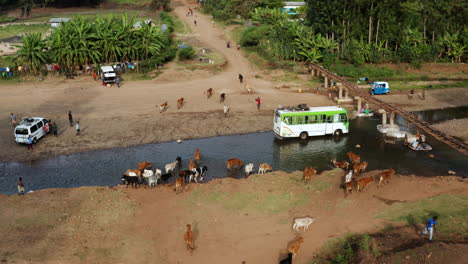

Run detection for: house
[[133, 20, 152, 29], [282, 1, 306, 14], [48, 18, 70, 28]]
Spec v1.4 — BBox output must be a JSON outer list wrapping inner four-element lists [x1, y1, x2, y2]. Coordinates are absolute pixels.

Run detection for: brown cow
[[287, 237, 304, 259], [125, 169, 142, 177], [206, 88, 213, 99], [353, 161, 368, 174], [303, 167, 317, 184], [331, 159, 349, 169], [345, 178, 357, 196], [175, 177, 184, 193], [195, 148, 201, 161], [378, 169, 395, 187], [137, 161, 152, 171], [159, 102, 168, 113], [226, 158, 244, 169], [177, 97, 184, 109], [184, 224, 194, 251], [357, 176, 374, 192], [347, 151, 361, 164], [189, 159, 196, 171], [258, 163, 273, 174]]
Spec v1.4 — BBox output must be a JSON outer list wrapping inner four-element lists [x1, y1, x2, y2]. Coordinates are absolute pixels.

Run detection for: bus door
[[325, 115, 335, 134]]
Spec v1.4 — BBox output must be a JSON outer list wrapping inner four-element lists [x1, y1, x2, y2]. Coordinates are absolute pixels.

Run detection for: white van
[[100, 66, 116, 83], [14, 117, 49, 144]]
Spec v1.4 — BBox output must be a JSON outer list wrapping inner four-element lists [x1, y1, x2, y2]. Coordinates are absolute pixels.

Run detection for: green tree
[[15, 33, 47, 73]]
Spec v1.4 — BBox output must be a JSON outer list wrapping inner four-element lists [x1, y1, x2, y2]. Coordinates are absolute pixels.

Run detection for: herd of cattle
[[121, 149, 396, 198]]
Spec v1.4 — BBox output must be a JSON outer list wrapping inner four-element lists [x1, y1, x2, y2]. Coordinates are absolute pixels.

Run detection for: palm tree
[[15, 33, 47, 73]]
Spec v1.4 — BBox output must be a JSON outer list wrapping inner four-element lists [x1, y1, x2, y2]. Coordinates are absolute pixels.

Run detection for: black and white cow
[[190, 166, 208, 183], [122, 175, 139, 188]]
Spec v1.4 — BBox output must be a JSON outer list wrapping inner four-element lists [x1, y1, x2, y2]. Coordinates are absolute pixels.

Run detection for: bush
[[178, 46, 195, 60], [159, 12, 174, 33], [240, 26, 269, 47]]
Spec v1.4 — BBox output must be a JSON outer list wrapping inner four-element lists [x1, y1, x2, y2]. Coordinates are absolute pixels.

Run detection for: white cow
[[245, 163, 254, 175], [147, 175, 160, 188], [165, 161, 178, 174], [154, 168, 162, 177], [143, 169, 154, 177], [293, 217, 315, 232]]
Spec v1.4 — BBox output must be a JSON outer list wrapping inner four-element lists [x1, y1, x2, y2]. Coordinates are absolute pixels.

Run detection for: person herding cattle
[[255, 97, 261, 110], [68, 111, 73, 127], [219, 93, 225, 103], [238, 74, 243, 83], [177, 97, 184, 110], [422, 216, 438, 241], [17, 177, 25, 195], [10, 113, 17, 127], [75, 121, 80, 136]]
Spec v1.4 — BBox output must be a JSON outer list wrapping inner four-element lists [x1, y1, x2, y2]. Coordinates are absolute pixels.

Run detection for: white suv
[[14, 117, 49, 144]]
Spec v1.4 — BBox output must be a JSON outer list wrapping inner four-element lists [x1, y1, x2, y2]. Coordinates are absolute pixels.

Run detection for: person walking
[[238, 74, 243, 83], [53, 122, 58, 136], [68, 111, 73, 127], [92, 72, 97, 81], [256, 97, 261, 110], [422, 216, 438, 241], [116, 76, 121, 88], [17, 177, 25, 195], [27, 135, 33, 150], [75, 121, 80, 136], [10, 113, 17, 127]]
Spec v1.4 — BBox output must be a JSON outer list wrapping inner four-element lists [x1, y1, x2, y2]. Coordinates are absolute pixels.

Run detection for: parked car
[[14, 117, 49, 144], [371, 81, 390, 95], [100, 66, 117, 84]]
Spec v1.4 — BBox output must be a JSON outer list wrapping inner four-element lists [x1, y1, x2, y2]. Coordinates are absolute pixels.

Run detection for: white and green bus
[[274, 106, 349, 139]]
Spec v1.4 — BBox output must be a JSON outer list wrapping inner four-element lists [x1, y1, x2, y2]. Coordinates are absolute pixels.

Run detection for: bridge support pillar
[[324, 76, 328, 89], [338, 85, 343, 99], [378, 109, 387, 126], [390, 112, 395, 126], [356, 97, 362, 111], [344, 88, 349, 99], [311, 69, 315, 77]]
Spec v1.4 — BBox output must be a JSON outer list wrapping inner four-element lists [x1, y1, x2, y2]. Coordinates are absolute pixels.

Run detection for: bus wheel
[[300, 132, 308, 140], [334, 130, 342, 137]]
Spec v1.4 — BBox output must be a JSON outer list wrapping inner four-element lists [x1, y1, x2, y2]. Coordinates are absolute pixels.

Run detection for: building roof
[[284, 1, 306, 6], [48, 18, 70, 23], [133, 20, 152, 28]]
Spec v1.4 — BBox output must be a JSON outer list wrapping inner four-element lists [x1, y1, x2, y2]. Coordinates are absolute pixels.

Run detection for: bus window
[[319, 115, 326, 123], [291, 116, 304, 125], [339, 114, 347, 123], [326, 115, 333, 123]]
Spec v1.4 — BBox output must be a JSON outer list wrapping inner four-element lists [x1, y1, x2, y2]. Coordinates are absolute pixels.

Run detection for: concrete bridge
[[309, 64, 468, 156]]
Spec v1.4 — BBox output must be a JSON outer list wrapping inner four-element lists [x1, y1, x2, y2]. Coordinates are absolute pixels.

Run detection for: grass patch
[[0, 24, 50, 40], [121, 72, 156, 81], [329, 63, 400, 79], [376, 194, 468, 238], [391, 80, 468, 90], [172, 15, 191, 34], [0, 55, 14, 66], [107, 0, 150, 4]]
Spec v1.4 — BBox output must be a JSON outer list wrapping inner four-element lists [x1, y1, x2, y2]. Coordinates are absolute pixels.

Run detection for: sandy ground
[[433, 118, 468, 144], [1, 169, 466, 263], [0, 0, 467, 163]]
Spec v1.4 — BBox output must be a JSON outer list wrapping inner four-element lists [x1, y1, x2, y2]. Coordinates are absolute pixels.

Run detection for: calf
[[195, 148, 201, 161], [331, 159, 349, 170], [303, 167, 317, 184], [258, 163, 273, 174], [378, 169, 395, 187], [357, 176, 374, 192], [353, 161, 368, 174], [227, 158, 244, 169], [287, 237, 304, 259], [175, 177, 184, 193], [293, 217, 315, 232], [159, 101, 168, 113], [177, 97, 184, 109], [219, 93, 225, 103], [345, 178, 357, 196], [244, 163, 254, 176], [184, 224, 194, 251], [206, 88, 213, 98], [121, 175, 139, 188], [347, 151, 361, 164], [190, 165, 208, 183]]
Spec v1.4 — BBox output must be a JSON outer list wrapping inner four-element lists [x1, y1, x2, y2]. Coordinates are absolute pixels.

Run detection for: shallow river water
[[0, 107, 467, 195]]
